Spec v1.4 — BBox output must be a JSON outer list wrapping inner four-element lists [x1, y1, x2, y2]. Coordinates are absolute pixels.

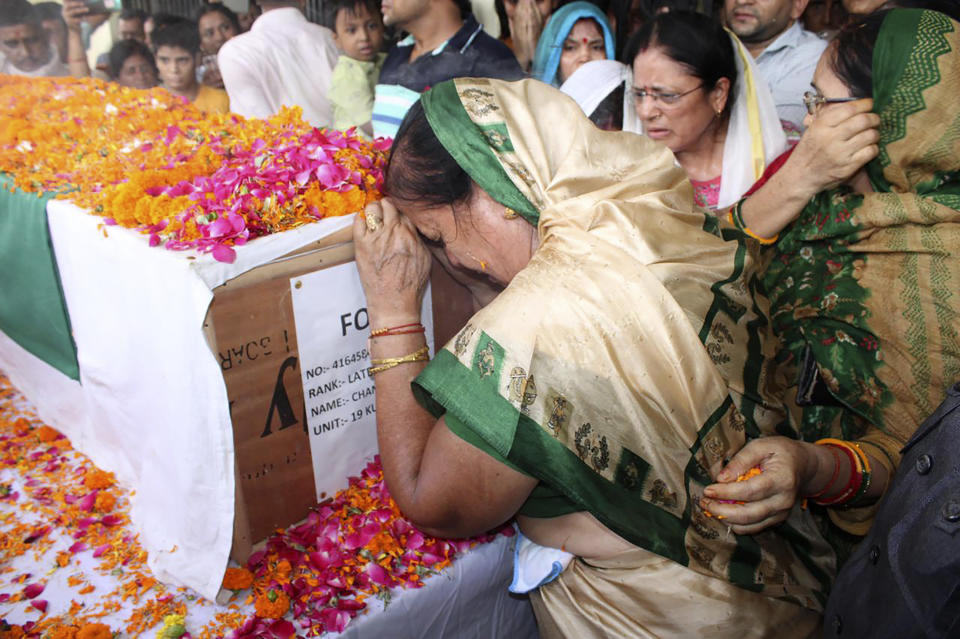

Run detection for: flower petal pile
[[231, 458, 513, 637], [0, 76, 387, 263], [0, 374, 511, 638]]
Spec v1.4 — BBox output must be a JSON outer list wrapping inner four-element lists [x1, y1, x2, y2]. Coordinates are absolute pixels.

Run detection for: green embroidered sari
[[410, 78, 835, 611], [761, 9, 960, 535]]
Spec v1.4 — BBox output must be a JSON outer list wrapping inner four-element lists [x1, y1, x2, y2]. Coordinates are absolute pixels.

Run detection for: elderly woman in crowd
[[628, 11, 786, 210], [706, 8, 960, 538], [106, 39, 158, 89], [353, 76, 838, 637], [560, 59, 641, 132], [531, 1, 615, 86]]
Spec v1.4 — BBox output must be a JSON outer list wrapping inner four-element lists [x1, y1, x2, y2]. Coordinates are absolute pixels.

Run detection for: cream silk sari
[[411, 78, 831, 636]]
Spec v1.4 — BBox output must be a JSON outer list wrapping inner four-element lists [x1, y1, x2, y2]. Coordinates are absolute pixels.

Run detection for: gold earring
[[503, 207, 518, 219]]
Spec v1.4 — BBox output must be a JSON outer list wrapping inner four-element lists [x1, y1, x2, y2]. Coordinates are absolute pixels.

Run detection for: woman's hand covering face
[[354, 199, 433, 326], [795, 98, 881, 194]]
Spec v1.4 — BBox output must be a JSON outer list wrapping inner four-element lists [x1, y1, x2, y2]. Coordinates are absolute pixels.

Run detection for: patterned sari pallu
[[410, 78, 834, 635], [761, 9, 960, 534]]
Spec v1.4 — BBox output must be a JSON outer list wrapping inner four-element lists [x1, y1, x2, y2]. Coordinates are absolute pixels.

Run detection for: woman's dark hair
[[195, 3, 241, 33], [34, 2, 65, 24], [622, 10, 737, 118], [120, 8, 148, 23], [107, 39, 156, 80], [152, 19, 201, 54], [830, 10, 888, 99], [385, 100, 472, 207]]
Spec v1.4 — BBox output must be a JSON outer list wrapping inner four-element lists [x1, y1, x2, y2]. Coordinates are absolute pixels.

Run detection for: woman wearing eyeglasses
[[704, 8, 960, 545], [626, 11, 788, 210]]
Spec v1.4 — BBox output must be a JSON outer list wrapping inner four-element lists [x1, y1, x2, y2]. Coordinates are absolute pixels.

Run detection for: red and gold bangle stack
[[808, 438, 873, 507], [370, 322, 425, 337]]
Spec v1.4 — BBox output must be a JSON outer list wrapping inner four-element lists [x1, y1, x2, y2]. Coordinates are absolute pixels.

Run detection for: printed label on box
[[290, 260, 433, 501]]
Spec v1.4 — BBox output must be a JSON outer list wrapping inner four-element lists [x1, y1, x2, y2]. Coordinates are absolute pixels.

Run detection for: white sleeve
[[218, 42, 274, 120]]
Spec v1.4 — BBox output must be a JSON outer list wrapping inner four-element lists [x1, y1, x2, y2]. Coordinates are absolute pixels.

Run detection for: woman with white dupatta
[[627, 10, 786, 210], [560, 59, 642, 133]]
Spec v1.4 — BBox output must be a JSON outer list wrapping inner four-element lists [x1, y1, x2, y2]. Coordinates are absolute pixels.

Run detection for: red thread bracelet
[[370, 322, 423, 337]]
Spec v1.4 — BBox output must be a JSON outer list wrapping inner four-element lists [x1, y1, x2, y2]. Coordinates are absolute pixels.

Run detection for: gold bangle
[[368, 346, 430, 375]]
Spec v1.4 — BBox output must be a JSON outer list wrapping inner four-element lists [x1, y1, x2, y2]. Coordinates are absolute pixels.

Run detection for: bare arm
[[62, 0, 94, 78], [355, 202, 537, 538], [739, 99, 881, 239]]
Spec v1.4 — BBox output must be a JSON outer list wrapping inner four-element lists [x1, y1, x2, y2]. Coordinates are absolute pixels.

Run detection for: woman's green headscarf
[[420, 80, 541, 225]]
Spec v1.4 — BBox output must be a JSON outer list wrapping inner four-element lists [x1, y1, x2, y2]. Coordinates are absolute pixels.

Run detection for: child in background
[[326, 0, 385, 137], [153, 20, 230, 113]]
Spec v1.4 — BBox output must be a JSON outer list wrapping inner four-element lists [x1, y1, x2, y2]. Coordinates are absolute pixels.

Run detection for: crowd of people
[[3, 0, 960, 635]]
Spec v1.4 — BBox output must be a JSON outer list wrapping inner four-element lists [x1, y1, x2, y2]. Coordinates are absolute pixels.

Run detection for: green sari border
[[420, 81, 541, 225], [414, 348, 692, 567]]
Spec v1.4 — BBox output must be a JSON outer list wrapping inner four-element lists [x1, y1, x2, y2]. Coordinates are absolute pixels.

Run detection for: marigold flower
[[76, 623, 112, 639], [94, 492, 116, 512], [47, 625, 79, 639], [83, 470, 115, 490], [254, 589, 290, 619], [0, 623, 25, 639], [221, 567, 254, 591], [155, 614, 187, 638], [35, 426, 60, 442]]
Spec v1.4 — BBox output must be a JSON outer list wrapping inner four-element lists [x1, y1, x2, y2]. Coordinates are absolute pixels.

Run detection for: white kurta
[[218, 8, 339, 128]]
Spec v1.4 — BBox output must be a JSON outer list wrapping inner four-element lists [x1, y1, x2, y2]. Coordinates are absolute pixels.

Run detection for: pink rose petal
[[267, 619, 296, 638], [78, 491, 97, 512], [211, 244, 237, 263], [23, 582, 44, 599]]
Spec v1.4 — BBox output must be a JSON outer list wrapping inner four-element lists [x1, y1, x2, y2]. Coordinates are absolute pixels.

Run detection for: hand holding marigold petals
[[701, 437, 811, 535]]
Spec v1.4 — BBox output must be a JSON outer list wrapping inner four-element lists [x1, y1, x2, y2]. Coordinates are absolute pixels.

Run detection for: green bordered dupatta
[[414, 78, 836, 608], [762, 9, 960, 452]]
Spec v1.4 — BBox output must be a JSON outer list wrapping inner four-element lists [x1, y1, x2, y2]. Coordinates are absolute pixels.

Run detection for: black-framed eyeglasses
[[633, 84, 703, 106], [802, 89, 858, 115]]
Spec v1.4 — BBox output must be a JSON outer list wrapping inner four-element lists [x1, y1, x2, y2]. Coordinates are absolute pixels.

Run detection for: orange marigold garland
[[0, 76, 388, 263]]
